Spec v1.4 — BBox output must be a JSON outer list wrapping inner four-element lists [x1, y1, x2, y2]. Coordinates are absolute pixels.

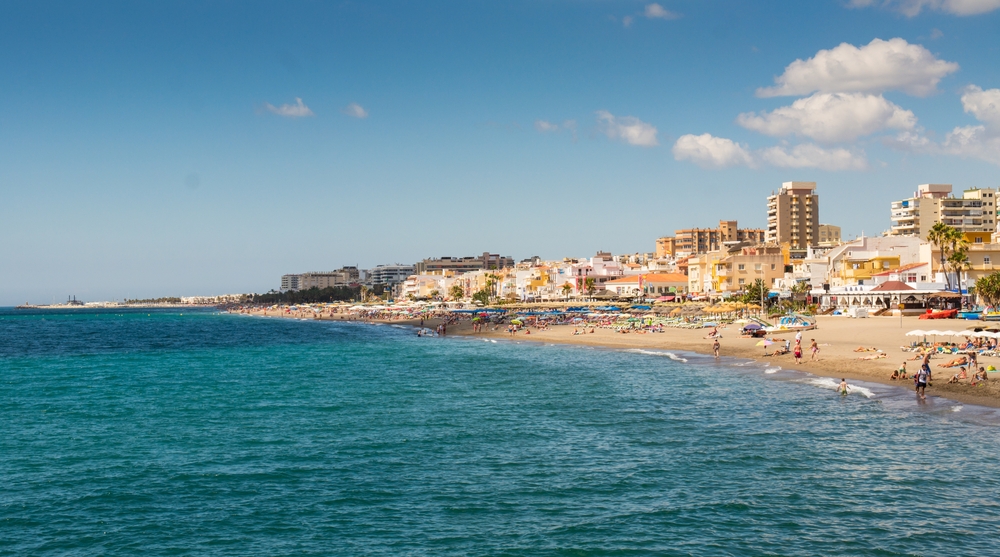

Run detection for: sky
[[2, 0, 1000, 304]]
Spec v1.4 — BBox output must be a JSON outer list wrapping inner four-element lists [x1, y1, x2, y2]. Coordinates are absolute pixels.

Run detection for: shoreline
[[239, 308, 1000, 409]]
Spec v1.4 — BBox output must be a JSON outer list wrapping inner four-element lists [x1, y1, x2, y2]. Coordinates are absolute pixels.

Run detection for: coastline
[[240, 308, 1000, 409]]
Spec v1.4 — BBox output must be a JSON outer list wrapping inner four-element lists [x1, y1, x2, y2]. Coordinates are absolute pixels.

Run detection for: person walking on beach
[[916, 361, 931, 399], [793, 342, 802, 364], [795, 330, 803, 345], [810, 339, 819, 361], [713, 338, 720, 358]]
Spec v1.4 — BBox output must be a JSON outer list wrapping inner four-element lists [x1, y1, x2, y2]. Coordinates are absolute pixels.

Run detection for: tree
[[472, 289, 491, 305], [449, 285, 465, 300], [946, 235, 971, 290], [743, 278, 769, 307], [584, 277, 596, 298], [561, 283, 573, 300], [927, 222, 962, 290], [975, 272, 1000, 308], [429, 290, 440, 300]]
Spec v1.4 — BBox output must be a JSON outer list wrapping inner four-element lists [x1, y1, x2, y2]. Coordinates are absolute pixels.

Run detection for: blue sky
[[3, 0, 1000, 304]]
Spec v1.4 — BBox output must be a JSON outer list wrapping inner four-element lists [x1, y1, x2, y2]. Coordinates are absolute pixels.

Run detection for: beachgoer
[[713, 338, 720, 358], [795, 330, 802, 345], [916, 363, 931, 399], [794, 343, 802, 364], [890, 368, 900, 380], [810, 339, 819, 361], [839, 378, 849, 395]]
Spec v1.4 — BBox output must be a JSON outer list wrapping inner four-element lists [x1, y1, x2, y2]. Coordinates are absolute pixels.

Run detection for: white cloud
[[596, 111, 658, 147], [622, 15, 634, 27], [961, 86, 1000, 129], [736, 92, 916, 143], [756, 38, 959, 98], [884, 85, 1000, 166], [264, 97, 314, 118], [644, 3, 680, 19], [342, 102, 368, 119], [672, 134, 867, 170], [849, 0, 1000, 16], [759, 143, 869, 171], [930, 28, 944, 39], [535, 120, 559, 132], [672, 134, 754, 168], [942, 125, 1000, 165]]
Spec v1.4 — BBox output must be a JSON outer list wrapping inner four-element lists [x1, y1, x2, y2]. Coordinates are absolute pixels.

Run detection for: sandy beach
[[241, 307, 1000, 408]]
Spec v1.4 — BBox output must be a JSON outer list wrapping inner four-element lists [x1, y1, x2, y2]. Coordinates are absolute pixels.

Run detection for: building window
[[986, 256, 992, 265], [738, 264, 745, 270], [754, 263, 762, 271], [771, 264, 776, 270], [976, 237, 984, 243], [739, 278, 745, 285]]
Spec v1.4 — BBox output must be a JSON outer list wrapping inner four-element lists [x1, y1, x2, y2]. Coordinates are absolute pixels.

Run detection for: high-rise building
[[656, 220, 766, 258], [889, 184, 997, 239], [766, 181, 819, 257]]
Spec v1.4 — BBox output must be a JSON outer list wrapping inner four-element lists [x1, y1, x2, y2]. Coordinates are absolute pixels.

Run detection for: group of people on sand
[[774, 331, 819, 364], [945, 365, 991, 386]]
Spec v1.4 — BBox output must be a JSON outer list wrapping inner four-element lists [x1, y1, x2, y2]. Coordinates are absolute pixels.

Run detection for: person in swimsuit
[[810, 339, 819, 361], [839, 379, 849, 395], [713, 338, 720, 358], [793, 343, 803, 364]]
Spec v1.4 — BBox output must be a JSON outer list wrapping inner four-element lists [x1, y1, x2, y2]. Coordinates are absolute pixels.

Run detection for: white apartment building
[[890, 184, 997, 239]]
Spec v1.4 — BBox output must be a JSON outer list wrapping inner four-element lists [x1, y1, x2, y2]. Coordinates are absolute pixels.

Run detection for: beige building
[[889, 184, 997, 239], [688, 244, 785, 297], [766, 181, 819, 257], [656, 220, 766, 258], [818, 224, 841, 246]]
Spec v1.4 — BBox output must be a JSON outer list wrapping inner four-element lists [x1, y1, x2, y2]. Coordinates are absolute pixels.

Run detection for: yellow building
[[688, 244, 785, 296]]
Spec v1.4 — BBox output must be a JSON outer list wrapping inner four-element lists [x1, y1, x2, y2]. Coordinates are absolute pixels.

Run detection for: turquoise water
[[2, 308, 1000, 556]]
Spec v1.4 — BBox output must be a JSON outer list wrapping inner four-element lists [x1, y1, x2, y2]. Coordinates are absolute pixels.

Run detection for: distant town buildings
[[889, 184, 997, 239], [369, 264, 416, 286], [656, 220, 766, 258], [818, 224, 841, 246], [280, 266, 360, 292], [766, 181, 819, 258], [414, 252, 514, 274]]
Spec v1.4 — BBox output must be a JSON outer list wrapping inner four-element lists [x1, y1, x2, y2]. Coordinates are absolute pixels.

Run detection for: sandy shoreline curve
[[240, 308, 1000, 409]]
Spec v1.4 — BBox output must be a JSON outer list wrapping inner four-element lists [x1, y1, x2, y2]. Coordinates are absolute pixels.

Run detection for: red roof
[[871, 262, 927, 277], [870, 280, 915, 291]]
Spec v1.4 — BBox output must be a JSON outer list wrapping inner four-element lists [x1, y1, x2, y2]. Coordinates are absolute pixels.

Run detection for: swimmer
[[839, 378, 850, 395]]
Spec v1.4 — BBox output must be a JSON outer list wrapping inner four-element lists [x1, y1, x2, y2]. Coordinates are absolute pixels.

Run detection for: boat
[[918, 309, 959, 320], [981, 312, 1000, 321], [764, 313, 817, 334], [959, 311, 983, 320]]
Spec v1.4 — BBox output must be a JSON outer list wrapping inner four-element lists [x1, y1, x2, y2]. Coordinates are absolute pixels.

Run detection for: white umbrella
[[924, 330, 944, 337], [940, 330, 960, 337], [905, 330, 927, 336], [958, 330, 978, 337]]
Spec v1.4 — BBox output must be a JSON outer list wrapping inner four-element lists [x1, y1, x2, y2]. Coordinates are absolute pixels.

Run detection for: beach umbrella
[[755, 339, 773, 354], [940, 330, 960, 337], [744, 323, 763, 330], [511, 319, 523, 325], [958, 330, 978, 337], [905, 330, 926, 336]]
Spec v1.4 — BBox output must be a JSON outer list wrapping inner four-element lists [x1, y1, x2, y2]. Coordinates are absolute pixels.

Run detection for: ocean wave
[[625, 349, 688, 363], [803, 377, 875, 399], [765, 367, 780, 374]]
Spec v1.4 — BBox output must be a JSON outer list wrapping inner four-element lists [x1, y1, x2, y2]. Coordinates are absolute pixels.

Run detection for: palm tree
[[449, 284, 465, 301], [927, 222, 959, 290], [584, 277, 596, 298], [561, 283, 573, 300], [976, 272, 1000, 308]]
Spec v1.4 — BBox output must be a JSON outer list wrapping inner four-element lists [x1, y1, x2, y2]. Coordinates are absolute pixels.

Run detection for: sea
[[2, 307, 1000, 556]]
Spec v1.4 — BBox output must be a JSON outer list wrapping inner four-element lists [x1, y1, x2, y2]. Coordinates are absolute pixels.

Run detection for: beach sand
[[243, 308, 1000, 408]]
